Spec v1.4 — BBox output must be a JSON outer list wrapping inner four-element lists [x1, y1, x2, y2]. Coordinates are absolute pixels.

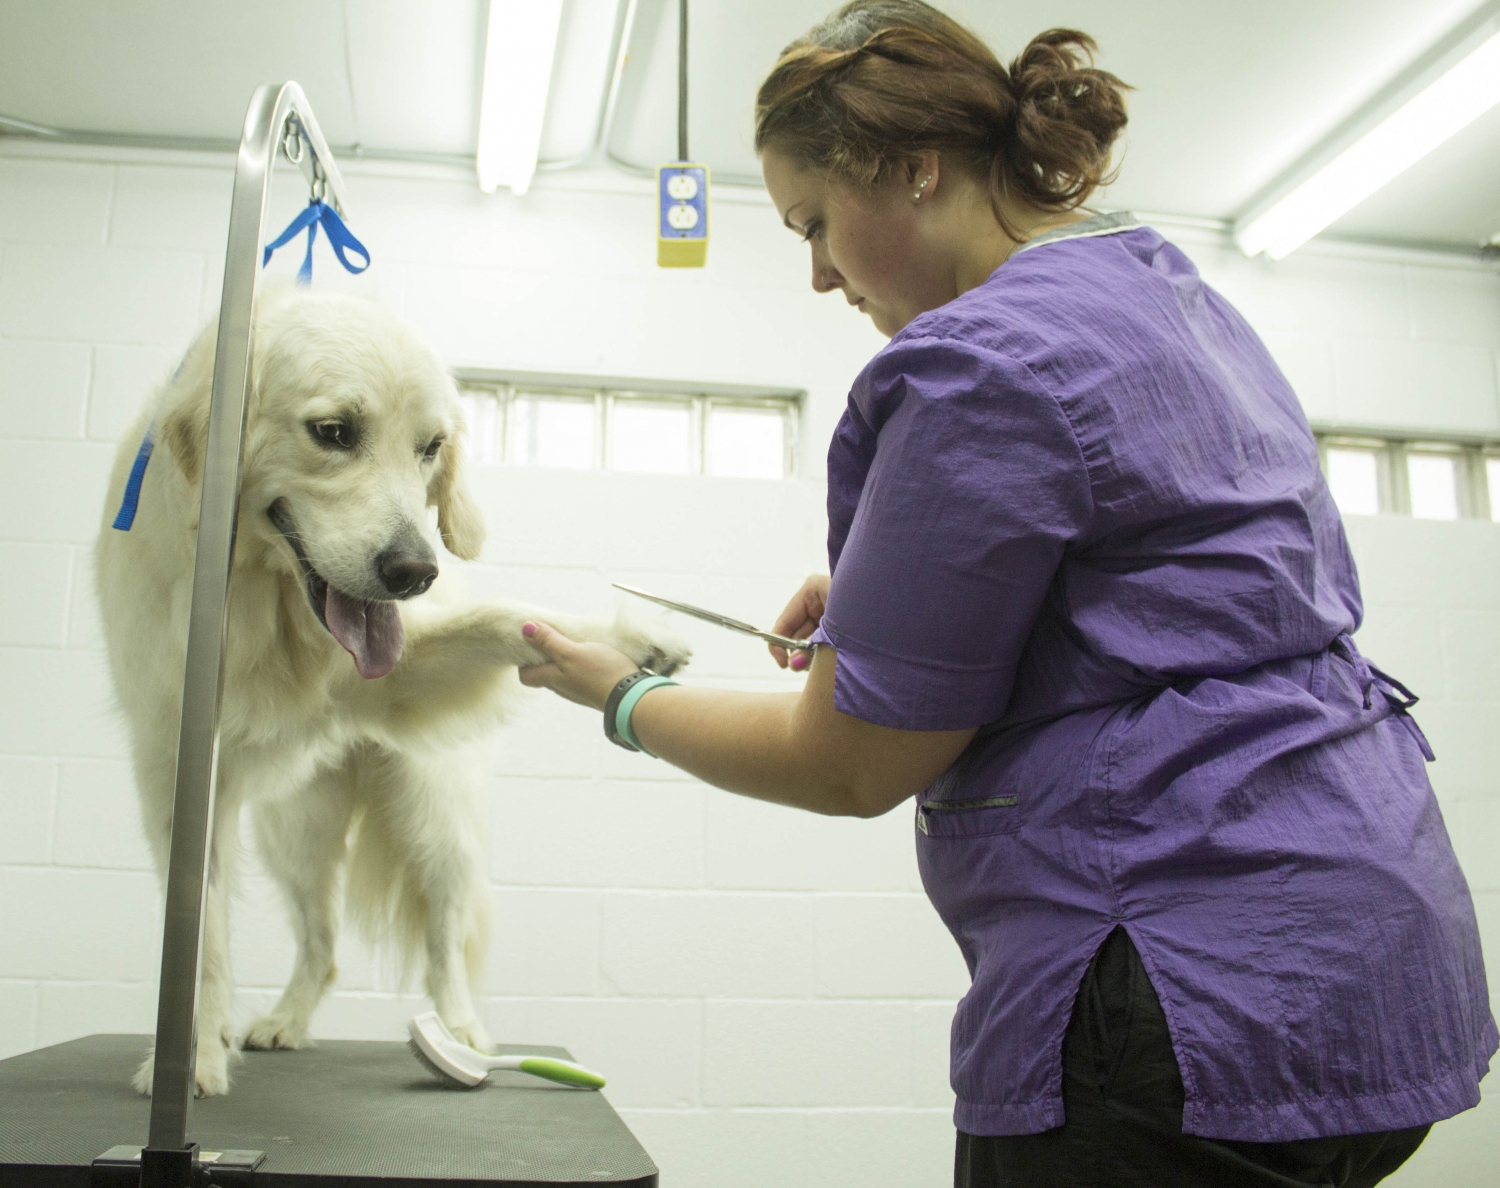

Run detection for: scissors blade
[[612, 583, 813, 651]]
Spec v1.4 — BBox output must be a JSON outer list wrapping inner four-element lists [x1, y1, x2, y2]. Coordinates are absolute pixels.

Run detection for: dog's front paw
[[193, 1037, 232, 1097], [446, 1016, 494, 1054], [132, 1036, 235, 1098], [243, 1012, 310, 1051], [614, 618, 692, 677]]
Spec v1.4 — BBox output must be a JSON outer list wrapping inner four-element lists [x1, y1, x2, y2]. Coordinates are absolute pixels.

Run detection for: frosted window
[[449, 376, 799, 479], [1408, 453, 1459, 520], [513, 395, 594, 469], [1325, 448, 1380, 516], [708, 406, 786, 479], [1488, 458, 1500, 521], [611, 403, 692, 474], [456, 390, 502, 464]]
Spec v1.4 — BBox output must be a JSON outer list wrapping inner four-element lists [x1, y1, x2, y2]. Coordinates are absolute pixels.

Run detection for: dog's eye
[[421, 437, 444, 462], [308, 420, 357, 450]]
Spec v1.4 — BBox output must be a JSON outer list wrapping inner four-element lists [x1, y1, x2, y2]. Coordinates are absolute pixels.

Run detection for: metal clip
[[310, 155, 327, 203], [280, 115, 304, 165]]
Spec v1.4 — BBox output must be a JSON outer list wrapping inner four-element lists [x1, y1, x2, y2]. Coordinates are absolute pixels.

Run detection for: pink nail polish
[[790, 653, 808, 671], [522, 622, 537, 638]]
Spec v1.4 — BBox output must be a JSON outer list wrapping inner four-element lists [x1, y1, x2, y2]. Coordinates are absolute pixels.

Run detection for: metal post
[[140, 81, 351, 1185]]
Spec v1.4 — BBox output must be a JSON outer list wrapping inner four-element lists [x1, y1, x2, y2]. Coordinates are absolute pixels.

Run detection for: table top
[[0, 1034, 657, 1187]]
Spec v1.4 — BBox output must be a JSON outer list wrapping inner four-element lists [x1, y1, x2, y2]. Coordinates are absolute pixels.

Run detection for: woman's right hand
[[769, 574, 830, 671]]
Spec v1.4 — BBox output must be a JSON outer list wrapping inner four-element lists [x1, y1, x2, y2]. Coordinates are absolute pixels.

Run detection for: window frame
[[508, 387, 600, 469], [1312, 424, 1499, 520], [1318, 435, 1394, 516], [453, 370, 803, 480]]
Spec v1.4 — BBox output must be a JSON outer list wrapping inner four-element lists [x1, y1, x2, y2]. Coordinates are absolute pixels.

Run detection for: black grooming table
[[0, 1034, 657, 1187]]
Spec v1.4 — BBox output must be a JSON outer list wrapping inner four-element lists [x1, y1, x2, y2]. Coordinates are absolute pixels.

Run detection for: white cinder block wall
[[0, 145, 1496, 1188]]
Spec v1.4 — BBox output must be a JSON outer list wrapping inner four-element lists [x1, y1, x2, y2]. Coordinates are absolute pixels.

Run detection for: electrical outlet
[[658, 164, 709, 268]]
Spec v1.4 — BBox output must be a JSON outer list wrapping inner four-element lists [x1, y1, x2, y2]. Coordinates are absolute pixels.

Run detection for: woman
[[518, 3, 1495, 1184]]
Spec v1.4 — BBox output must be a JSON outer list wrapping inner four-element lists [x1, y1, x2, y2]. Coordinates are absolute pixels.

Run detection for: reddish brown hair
[[754, 0, 1130, 236]]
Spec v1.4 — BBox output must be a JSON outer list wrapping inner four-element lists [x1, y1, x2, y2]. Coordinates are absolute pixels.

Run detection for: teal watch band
[[614, 675, 678, 757], [603, 670, 655, 751]]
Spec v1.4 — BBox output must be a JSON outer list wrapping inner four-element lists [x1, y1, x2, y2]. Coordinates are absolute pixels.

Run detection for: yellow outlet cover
[[658, 238, 708, 268]]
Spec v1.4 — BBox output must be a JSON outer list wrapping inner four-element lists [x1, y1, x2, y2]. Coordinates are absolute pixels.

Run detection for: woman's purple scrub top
[[809, 214, 1495, 1142]]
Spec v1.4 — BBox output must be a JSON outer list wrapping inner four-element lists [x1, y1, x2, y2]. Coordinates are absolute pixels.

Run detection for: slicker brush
[[406, 1012, 606, 1090]]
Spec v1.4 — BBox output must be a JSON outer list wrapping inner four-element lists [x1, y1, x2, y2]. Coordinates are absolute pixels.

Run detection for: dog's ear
[[161, 396, 210, 484], [158, 322, 218, 483], [430, 434, 486, 560]]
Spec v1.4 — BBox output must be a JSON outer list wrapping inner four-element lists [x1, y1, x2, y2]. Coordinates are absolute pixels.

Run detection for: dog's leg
[[243, 765, 356, 1050], [349, 603, 691, 730], [131, 762, 241, 1098], [131, 748, 174, 1097], [361, 747, 493, 1052], [192, 807, 241, 1096]]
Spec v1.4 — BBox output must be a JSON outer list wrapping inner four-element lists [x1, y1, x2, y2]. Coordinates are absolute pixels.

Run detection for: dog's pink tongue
[[324, 587, 404, 679]]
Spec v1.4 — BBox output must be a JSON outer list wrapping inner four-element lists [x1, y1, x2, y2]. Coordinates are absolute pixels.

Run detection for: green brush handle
[[517, 1057, 606, 1089]]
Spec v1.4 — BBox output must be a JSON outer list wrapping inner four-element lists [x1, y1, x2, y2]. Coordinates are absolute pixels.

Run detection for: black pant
[[955, 929, 1430, 1188]]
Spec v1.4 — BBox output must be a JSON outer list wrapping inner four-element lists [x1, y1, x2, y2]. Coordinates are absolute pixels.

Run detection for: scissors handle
[[753, 628, 816, 652]]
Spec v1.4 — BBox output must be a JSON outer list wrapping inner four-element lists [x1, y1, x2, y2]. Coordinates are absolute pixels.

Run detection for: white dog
[[95, 288, 687, 1097]]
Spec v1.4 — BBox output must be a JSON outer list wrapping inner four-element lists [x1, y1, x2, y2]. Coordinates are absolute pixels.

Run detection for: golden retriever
[[95, 288, 688, 1096]]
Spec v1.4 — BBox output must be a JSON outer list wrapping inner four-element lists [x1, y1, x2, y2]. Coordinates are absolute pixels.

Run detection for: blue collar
[[111, 425, 155, 531]]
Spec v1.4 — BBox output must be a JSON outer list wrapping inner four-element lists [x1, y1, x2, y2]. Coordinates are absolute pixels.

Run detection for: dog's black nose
[[377, 549, 438, 599]]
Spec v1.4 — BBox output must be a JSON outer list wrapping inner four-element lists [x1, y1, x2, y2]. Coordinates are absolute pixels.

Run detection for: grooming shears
[[612, 583, 815, 652]]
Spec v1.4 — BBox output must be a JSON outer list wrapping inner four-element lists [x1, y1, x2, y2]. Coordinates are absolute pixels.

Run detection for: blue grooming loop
[[112, 186, 370, 534], [262, 198, 370, 284]]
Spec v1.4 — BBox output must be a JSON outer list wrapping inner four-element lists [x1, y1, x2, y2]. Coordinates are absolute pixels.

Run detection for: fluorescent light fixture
[[476, 0, 565, 196], [1236, 4, 1500, 259]]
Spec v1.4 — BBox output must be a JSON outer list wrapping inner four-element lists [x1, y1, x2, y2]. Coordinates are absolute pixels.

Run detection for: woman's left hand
[[517, 621, 640, 710]]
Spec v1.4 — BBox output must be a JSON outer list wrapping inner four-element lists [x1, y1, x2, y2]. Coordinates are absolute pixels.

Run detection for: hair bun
[[1005, 29, 1130, 205]]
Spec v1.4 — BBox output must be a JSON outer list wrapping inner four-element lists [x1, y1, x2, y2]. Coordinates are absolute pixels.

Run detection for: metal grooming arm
[[112, 82, 352, 1188]]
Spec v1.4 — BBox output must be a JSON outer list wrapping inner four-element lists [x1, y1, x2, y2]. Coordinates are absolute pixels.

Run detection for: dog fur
[[95, 288, 688, 1096]]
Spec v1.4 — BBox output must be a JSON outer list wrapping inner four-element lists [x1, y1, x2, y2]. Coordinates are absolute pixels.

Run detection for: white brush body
[[406, 1012, 605, 1089]]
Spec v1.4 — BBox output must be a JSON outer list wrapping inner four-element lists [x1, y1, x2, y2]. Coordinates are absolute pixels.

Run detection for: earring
[[913, 175, 931, 201]]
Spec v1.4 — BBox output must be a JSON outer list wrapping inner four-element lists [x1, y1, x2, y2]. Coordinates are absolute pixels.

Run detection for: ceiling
[[0, 0, 1496, 252]]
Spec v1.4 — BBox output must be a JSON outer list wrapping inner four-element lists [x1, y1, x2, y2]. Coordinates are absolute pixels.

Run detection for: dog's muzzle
[[266, 499, 433, 680]]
